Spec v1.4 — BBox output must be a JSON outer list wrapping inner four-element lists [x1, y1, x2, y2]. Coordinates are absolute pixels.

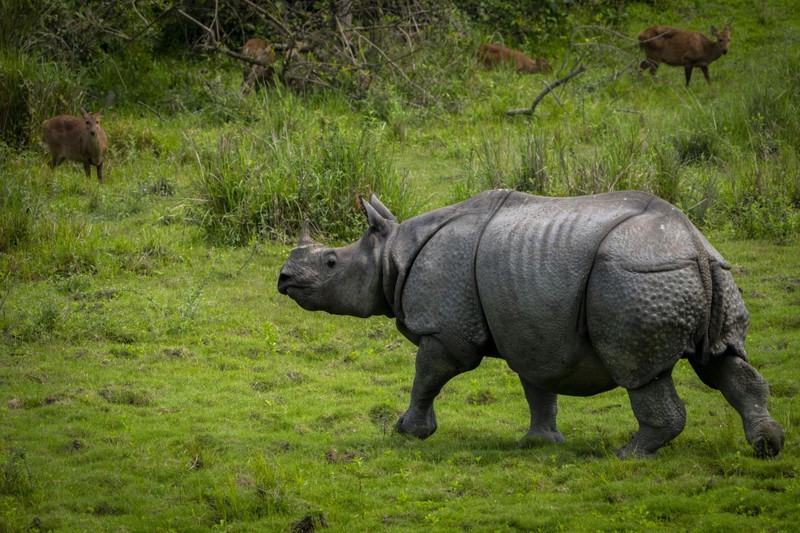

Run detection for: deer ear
[[710, 26, 718, 36], [80, 107, 89, 118]]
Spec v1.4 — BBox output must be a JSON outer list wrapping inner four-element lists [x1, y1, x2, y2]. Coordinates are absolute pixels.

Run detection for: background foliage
[[0, 0, 798, 530]]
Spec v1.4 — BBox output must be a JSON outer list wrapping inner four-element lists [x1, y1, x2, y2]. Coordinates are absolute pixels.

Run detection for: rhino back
[[475, 192, 657, 378]]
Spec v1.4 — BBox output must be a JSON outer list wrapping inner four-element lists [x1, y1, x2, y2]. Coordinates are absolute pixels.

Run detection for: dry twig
[[507, 65, 588, 116]]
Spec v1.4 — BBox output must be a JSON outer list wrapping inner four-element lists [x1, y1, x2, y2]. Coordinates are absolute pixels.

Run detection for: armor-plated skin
[[278, 190, 784, 458]]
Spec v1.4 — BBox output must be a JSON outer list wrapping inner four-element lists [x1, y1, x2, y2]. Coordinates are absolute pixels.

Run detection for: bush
[[0, 51, 82, 148], [190, 125, 416, 245]]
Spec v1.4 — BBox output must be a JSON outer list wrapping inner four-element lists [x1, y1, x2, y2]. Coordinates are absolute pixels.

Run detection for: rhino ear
[[298, 219, 315, 246], [369, 194, 397, 222], [358, 195, 391, 237]]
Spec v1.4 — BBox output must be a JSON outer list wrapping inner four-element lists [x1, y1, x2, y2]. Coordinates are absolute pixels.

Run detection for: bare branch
[[507, 65, 588, 116]]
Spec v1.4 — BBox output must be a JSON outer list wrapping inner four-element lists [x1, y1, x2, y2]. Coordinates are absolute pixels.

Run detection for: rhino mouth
[[277, 274, 297, 295], [277, 274, 313, 299]]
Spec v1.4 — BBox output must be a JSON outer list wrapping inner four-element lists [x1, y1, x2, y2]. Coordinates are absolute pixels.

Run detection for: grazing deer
[[241, 38, 277, 93], [42, 107, 108, 182], [477, 42, 551, 74], [638, 25, 731, 87]]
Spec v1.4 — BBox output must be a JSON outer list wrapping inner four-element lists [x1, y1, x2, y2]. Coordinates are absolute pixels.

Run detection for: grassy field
[[2, 0, 800, 531]]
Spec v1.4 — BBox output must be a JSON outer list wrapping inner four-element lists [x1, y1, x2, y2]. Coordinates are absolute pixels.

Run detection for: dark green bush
[[0, 52, 82, 147]]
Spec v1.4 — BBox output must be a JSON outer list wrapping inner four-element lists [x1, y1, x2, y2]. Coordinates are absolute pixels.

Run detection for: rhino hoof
[[519, 430, 566, 448], [396, 413, 436, 439], [615, 445, 658, 460], [753, 420, 784, 459]]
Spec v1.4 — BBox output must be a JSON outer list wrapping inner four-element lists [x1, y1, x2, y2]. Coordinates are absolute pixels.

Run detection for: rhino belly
[[475, 198, 630, 395]]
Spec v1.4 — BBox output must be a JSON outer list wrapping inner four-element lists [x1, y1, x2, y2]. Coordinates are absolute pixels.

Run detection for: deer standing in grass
[[42, 107, 108, 182], [638, 25, 731, 87], [477, 42, 551, 74], [241, 38, 277, 93]]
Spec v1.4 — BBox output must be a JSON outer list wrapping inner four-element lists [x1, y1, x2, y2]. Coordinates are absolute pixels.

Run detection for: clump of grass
[[0, 50, 82, 148], [190, 125, 416, 244], [0, 449, 35, 500], [47, 218, 102, 277], [0, 175, 41, 252], [98, 385, 152, 407], [672, 129, 720, 165], [5, 296, 63, 344]]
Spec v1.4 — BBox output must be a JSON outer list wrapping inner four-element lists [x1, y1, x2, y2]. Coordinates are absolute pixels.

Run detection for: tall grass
[[449, 50, 800, 242], [190, 122, 416, 245], [0, 50, 82, 147]]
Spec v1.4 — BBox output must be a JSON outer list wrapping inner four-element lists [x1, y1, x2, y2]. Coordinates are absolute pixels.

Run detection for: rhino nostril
[[277, 272, 292, 293]]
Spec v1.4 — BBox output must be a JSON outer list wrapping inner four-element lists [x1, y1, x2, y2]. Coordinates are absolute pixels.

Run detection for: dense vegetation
[[1, 0, 798, 530]]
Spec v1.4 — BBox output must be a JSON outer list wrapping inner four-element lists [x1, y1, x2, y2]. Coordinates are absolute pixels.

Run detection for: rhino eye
[[325, 254, 337, 269]]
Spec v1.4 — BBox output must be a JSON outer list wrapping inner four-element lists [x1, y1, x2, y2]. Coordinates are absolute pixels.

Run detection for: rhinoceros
[[277, 190, 784, 458]]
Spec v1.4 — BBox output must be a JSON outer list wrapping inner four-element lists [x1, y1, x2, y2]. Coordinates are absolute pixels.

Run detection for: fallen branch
[[506, 65, 587, 116]]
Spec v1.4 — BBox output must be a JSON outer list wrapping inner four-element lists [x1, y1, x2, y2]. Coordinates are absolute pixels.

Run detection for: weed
[[0, 450, 35, 500]]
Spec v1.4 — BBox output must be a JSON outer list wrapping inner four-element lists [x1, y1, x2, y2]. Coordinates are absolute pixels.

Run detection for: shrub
[[0, 51, 82, 148], [190, 125, 416, 245]]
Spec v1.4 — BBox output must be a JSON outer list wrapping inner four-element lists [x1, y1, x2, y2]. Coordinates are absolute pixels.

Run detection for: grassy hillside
[[1, 0, 799, 530]]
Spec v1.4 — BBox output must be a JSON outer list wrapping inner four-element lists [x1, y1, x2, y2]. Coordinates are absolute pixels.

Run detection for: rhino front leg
[[618, 368, 686, 459], [518, 377, 565, 447], [690, 355, 784, 458], [397, 336, 477, 439]]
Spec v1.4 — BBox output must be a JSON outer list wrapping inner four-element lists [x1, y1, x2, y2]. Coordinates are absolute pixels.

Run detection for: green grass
[[1, 0, 799, 530]]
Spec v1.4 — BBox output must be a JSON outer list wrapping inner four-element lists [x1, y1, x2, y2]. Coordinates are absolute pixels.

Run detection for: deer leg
[[518, 377, 565, 447], [701, 66, 712, 86], [689, 355, 784, 458], [83, 161, 91, 177], [640, 59, 658, 77], [97, 162, 104, 183], [684, 66, 693, 86], [396, 336, 479, 439]]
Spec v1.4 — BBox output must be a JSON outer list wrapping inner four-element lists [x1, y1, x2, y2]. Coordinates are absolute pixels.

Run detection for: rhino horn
[[298, 219, 315, 246]]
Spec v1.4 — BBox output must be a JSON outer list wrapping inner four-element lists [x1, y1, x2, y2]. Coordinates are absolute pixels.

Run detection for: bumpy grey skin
[[277, 190, 785, 459]]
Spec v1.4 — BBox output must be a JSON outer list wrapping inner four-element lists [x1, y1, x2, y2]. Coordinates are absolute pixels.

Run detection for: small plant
[[0, 175, 40, 252], [0, 449, 35, 500]]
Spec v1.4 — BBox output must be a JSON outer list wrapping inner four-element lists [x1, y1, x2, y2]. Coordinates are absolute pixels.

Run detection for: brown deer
[[638, 25, 731, 87], [241, 38, 277, 93], [477, 42, 551, 74], [42, 107, 108, 182]]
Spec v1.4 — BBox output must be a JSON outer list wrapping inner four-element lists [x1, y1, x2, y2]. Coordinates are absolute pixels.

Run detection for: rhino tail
[[706, 260, 727, 363], [682, 217, 725, 365]]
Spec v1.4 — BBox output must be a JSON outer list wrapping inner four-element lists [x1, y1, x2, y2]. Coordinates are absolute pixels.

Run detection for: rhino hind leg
[[396, 336, 479, 439], [518, 377, 565, 447], [618, 368, 686, 459], [689, 354, 784, 458]]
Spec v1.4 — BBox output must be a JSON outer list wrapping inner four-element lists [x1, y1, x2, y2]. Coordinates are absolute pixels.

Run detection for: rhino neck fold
[[380, 190, 514, 324]]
